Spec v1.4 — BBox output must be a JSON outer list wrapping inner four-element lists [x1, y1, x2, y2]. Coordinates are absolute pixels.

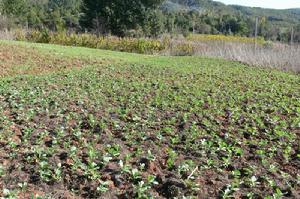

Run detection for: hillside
[[163, 0, 300, 28], [1, 0, 299, 42], [161, 0, 233, 12]]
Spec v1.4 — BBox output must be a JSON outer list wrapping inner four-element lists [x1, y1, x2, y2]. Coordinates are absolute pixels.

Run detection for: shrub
[[169, 41, 195, 56], [24, 30, 51, 43], [187, 34, 266, 45], [16, 30, 168, 54]]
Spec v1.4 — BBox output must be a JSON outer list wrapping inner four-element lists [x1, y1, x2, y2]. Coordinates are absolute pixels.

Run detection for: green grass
[[0, 41, 299, 198]]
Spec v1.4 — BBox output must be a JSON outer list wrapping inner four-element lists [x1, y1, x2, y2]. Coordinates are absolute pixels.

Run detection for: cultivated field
[[0, 41, 299, 198]]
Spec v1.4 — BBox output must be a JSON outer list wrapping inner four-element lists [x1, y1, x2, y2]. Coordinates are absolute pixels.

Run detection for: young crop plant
[[85, 162, 101, 180], [133, 175, 159, 199], [38, 161, 53, 182], [96, 181, 110, 193], [146, 150, 156, 161], [220, 184, 239, 199], [53, 163, 63, 182], [106, 144, 121, 157], [0, 165, 4, 177], [166, 148, 178, 170], [131, 168, 142, 182], [2, 189, 18, 199]]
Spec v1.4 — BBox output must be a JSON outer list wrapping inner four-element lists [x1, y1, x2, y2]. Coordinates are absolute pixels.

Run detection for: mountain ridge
[[161, 0, 300, 34]]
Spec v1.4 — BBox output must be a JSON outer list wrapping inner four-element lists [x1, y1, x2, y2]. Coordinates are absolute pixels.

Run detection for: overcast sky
[[216, 0, 300, 9]]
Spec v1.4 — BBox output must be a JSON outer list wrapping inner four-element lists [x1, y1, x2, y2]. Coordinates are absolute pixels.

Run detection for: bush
[[169, 42, 195, 56], [187, 34, 266, 45], [15, 30, 168, 54], [16, 30, 273, 57], [24, 30, 51, 43]]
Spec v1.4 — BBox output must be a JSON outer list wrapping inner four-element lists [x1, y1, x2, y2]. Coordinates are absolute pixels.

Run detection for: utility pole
[[254, 17, 258, 53], [26, 20, 29, 31], [291, 27, 294, 46]]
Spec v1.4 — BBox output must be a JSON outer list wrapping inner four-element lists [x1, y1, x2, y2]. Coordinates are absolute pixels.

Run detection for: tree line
[[0, 0, 299, 42]]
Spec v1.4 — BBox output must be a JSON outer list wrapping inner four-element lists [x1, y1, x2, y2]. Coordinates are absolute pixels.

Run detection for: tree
[[293, 23, 300, 43], [1, 0, 28, 24], [46, 0, 82, 31], [80, 0, 164, 36], [0, 0, 82, 30], [174, 12, 191, 35], [165, 12, 175, 33], [143, 9, 165, 37]]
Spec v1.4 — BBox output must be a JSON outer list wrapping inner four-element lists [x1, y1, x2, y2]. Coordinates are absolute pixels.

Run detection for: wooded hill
[[0, 0, 299, 42], [164, 0, 300, 27]]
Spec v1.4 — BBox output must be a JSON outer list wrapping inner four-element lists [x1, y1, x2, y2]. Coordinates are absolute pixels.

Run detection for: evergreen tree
[[1, 0, 28, 23], [80, 0, 164, 36], [143, 10, 165, 37]]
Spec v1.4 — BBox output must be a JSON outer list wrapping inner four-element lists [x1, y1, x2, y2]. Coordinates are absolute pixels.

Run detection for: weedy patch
[[0, 41, 299, 198], [187, 34, 266, 45], [0, 43, 111, 77]]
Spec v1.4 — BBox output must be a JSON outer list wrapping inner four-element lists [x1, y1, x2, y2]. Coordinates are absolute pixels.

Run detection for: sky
[[216, 0, 300, 9]]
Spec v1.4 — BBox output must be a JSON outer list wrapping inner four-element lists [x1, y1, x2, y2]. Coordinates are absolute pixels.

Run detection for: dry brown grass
[[0, 30, 15, 40], [195, 42, 300, 73], [167, 39, 300, 73]]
